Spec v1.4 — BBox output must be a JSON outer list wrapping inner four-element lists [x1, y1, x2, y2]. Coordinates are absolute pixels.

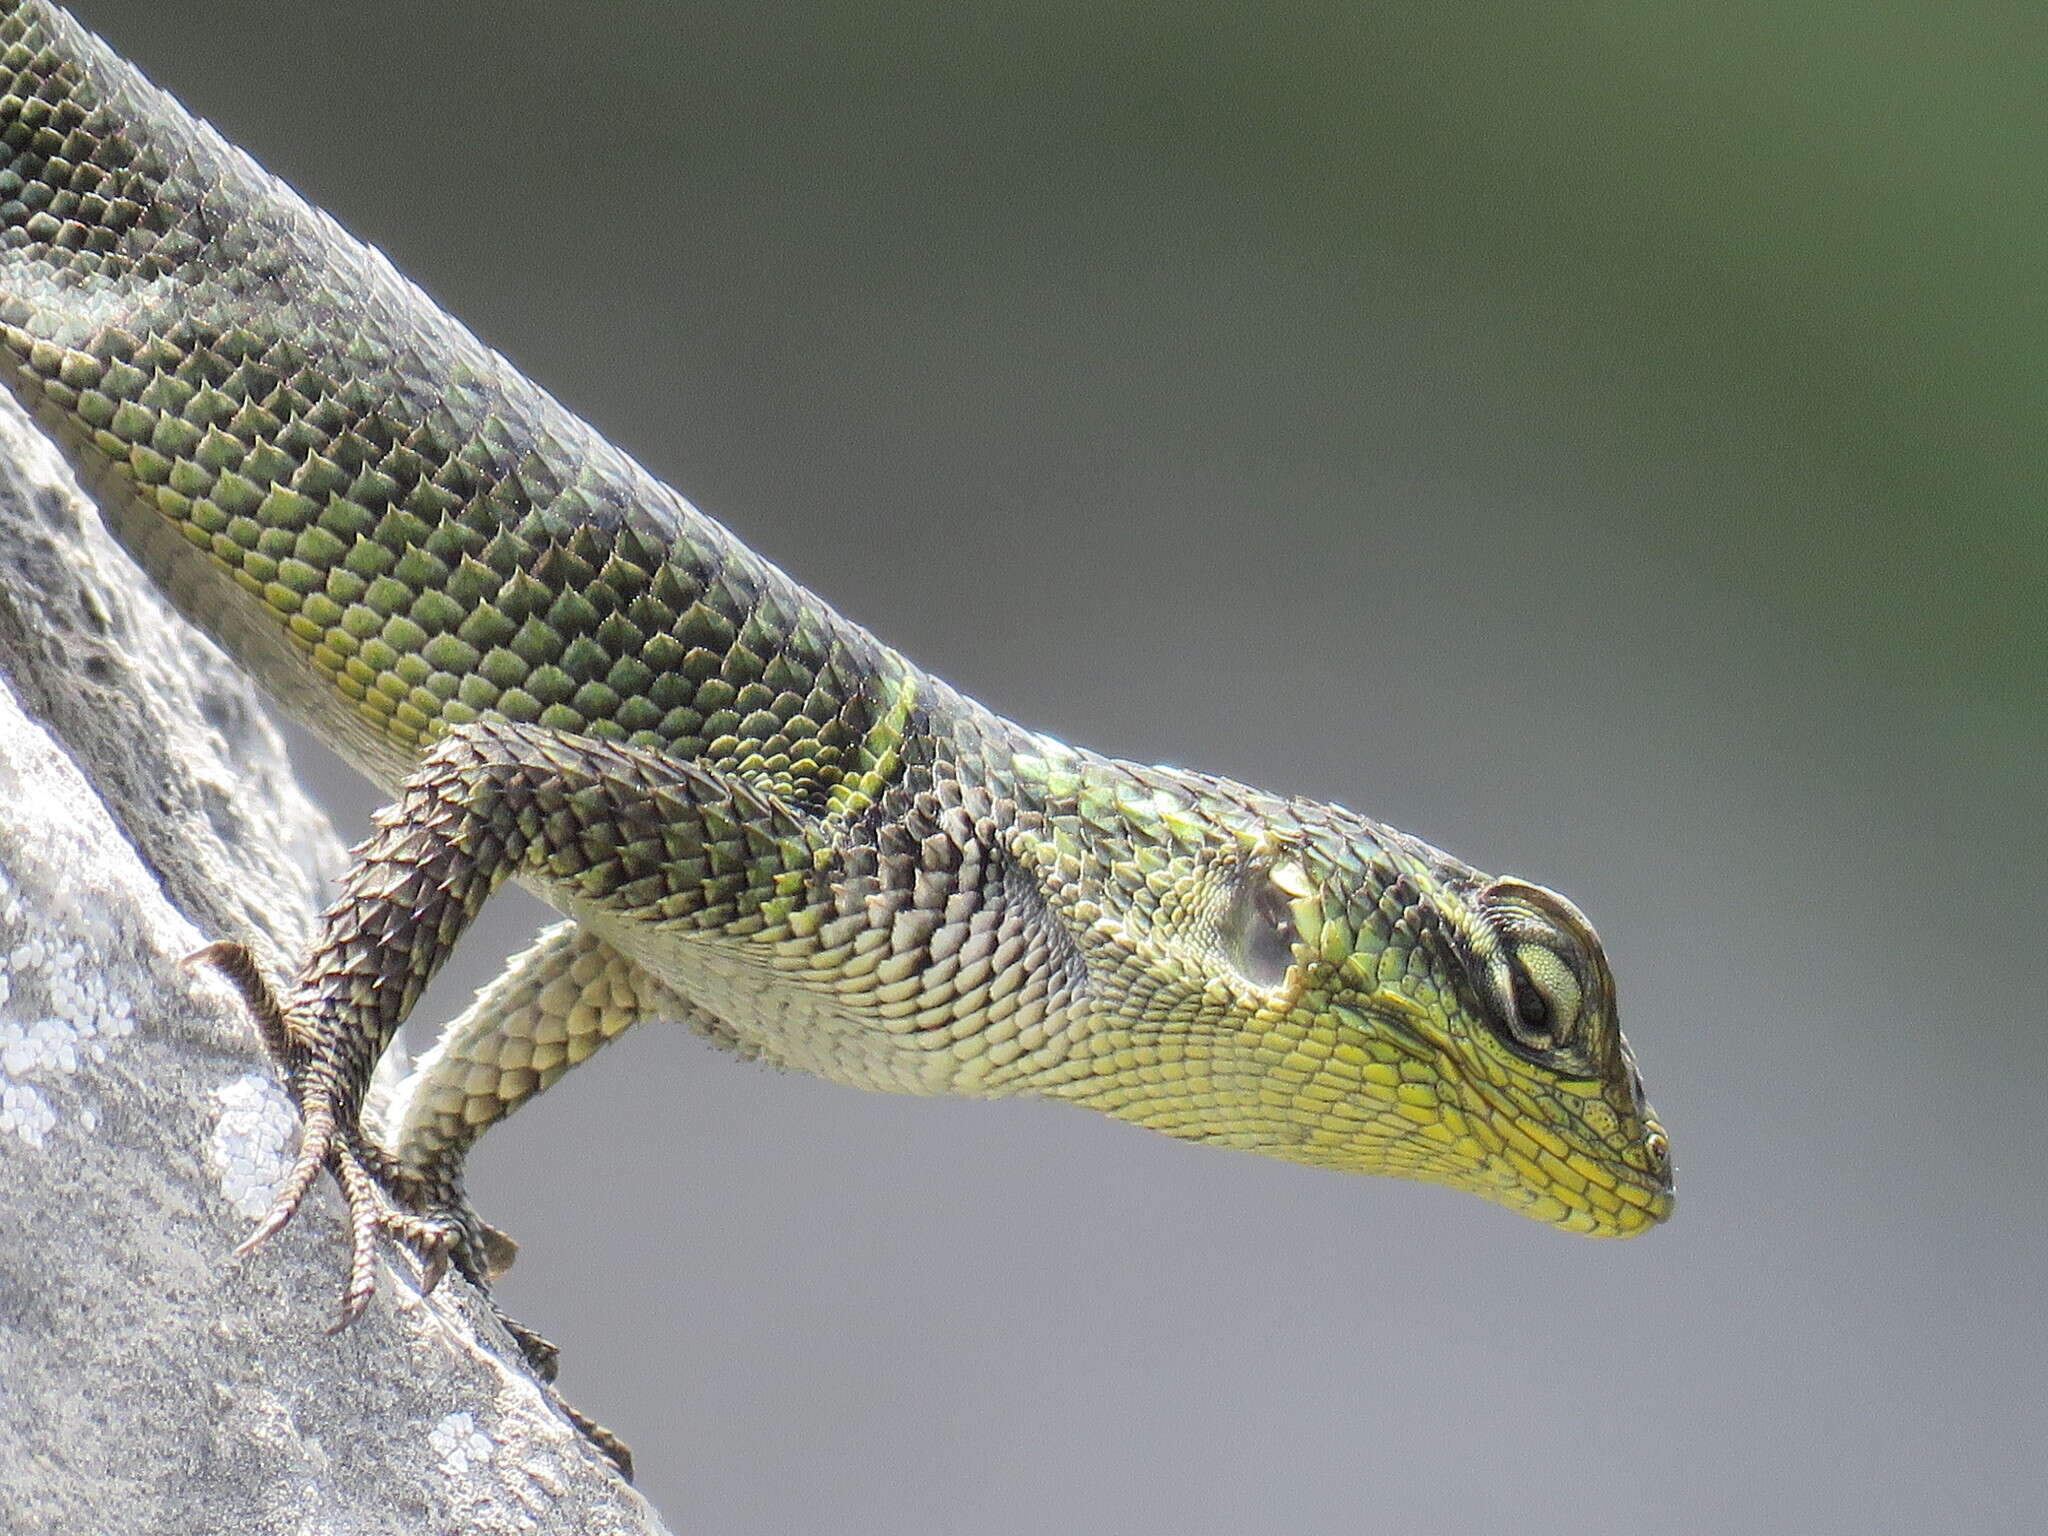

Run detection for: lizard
[[0, 0, 1672, 1463]]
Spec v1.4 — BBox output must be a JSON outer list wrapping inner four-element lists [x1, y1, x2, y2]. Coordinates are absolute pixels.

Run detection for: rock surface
[[0, 400, 672, 1535]]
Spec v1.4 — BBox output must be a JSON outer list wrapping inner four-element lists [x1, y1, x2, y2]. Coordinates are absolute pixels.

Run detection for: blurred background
[[76, 2, 2045, 1531]]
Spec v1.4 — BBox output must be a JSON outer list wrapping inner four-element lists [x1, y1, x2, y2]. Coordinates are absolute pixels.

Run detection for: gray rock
[[0, 399, 672, 1535]]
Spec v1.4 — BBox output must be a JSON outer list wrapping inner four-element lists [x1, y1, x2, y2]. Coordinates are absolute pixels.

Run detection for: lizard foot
[[235, 1062, 466, 1328], [187, 941, 476, 1323], [188, 941, 632, 1478]]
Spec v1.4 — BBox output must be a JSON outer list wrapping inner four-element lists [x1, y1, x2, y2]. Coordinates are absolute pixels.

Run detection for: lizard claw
[[236, 1059, 467, 1324], [185, 939, 300, 1069], [191, 937, 616, 1465], [235, 1084, 337, 1256], [192, 940, 492, 1318]]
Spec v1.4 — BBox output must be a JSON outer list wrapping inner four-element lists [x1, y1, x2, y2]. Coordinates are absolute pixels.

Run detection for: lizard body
[[0, 0, 1671, 1454]]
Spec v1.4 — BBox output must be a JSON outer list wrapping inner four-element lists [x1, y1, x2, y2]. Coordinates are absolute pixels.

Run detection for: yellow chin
[[1469, 1137, 1675, 1237]]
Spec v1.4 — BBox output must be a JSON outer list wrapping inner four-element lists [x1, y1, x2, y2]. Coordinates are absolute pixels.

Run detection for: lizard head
[[1011, 752, 1673, 1234]]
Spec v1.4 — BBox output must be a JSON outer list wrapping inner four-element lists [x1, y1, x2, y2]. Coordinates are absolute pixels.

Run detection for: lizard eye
[[1222, 865, 1303, 990], [1504, 941, 1582, 1050], [1510, 968, 1551, 1039], [1477, 878, 1599, 1056]]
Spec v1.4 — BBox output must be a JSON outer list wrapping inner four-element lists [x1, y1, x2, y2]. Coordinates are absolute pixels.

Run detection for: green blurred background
[[76, 1, 2047, 1530]]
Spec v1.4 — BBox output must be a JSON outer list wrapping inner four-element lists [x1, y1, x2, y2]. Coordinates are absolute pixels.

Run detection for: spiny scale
[[0, 3, 912, 808]]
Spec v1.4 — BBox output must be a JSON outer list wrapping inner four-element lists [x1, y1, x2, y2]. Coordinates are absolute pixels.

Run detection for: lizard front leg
[[228, 717, 828, 1328]]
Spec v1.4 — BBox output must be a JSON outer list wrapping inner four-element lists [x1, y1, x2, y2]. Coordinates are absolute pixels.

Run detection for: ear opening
[[1218, 862, 1302, 991]]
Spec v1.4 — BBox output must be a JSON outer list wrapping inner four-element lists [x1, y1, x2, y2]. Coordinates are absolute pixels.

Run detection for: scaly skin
[[0, 0, 1672, 1425]]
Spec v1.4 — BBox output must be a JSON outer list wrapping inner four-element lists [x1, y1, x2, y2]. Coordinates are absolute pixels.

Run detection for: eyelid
[[1513, 943, 1582, 1022]]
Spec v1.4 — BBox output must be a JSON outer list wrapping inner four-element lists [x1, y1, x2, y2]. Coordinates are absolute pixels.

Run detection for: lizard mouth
[[1572, 1133, 1675, 1234], [1477, 1107, 1674, 1235]]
